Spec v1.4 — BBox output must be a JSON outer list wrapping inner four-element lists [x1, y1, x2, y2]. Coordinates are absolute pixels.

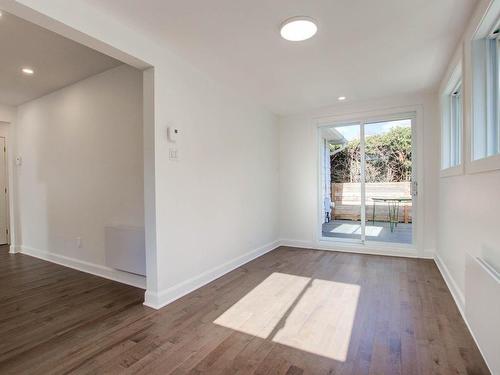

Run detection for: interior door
[[0, 137, 8, 245]]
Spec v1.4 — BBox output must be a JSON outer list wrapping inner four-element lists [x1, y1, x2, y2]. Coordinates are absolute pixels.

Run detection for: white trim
[[440, 164, 464, 178], [315, 104, 424, 255], [434, 253, 494, 375], [470, 5, 500, 170], [440, 62, 464, 172], [360, 122, 366, 241], [474, 0, 500, 40], [144, 240, 281, 309], [315, 107, 418, 126], [467, 152, 500, 174], [280, 239, 426, 259], [19, 245, 146, 289], [9, 244, 20, 254], [434, 254, 465, 313]]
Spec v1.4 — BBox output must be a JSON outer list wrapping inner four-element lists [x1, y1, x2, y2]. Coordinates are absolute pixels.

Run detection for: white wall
[[3, 0, 280, 308], [150, 59, 280, 306], [0, 104, 16, 123], [279, 93, 440, 257], [14, 64, 145, 280], [436, 2, 500, 373], [437, 0, 500, 305]]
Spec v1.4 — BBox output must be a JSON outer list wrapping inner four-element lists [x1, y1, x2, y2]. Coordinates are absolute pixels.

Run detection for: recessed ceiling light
[[21, 68, 34, 75], [338, 96, 347, 101], [280, 16, 317, 42]]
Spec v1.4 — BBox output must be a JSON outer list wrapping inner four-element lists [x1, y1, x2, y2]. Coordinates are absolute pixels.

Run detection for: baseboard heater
[[105, 226, 146, 276], [465, 254, 500, 374]]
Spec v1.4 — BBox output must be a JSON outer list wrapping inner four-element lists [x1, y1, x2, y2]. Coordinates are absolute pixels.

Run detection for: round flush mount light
[[21, 67, 34, 75], [338, 96, 347, 101], [280, 16, 317, 42]]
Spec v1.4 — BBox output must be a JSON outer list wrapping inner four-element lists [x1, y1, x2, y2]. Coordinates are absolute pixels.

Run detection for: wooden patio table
[[371, 197, 412, 232]]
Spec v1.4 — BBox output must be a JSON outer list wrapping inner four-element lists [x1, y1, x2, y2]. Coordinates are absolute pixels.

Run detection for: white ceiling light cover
[[280, 17, 317, 41]]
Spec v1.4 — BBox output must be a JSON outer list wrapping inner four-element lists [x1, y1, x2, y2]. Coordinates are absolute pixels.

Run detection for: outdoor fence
[[331, 182, 412, 223]]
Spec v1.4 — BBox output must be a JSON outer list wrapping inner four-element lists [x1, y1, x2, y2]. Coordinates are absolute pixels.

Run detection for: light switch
[[169, 148, 178, 161]]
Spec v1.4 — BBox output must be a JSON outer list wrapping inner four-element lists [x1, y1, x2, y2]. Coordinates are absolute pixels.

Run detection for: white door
[[0, 138, 8, 244]]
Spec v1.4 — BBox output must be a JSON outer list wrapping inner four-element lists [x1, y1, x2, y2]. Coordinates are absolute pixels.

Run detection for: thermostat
[[167, 127, 179, 143]]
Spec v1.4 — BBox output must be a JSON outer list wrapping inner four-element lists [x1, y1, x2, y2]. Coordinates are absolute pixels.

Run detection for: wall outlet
[[76, 237, 82, 248]]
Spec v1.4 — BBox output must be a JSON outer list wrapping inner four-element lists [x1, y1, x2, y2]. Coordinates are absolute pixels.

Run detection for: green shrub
[[330, 126, 412, 183]]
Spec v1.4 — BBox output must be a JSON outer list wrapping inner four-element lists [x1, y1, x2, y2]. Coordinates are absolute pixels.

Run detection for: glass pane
[[487, 37, 499, 157], [321, 123, 362, 241], [451, 84, 462, 166], [497, 37, 500, 154], [363, 119, 413, 244]]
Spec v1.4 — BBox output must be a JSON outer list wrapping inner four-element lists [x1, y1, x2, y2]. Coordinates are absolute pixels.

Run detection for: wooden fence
[[331, 182, 412, 223]]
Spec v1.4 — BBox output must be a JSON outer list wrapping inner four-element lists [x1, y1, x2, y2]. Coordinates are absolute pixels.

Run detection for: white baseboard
[[421, 249, 436, 259], [19, 245, 146, 289], [143, 240, 280, 309], [9, 245, 20, 254], [434, 253, 465, 313], [279, 239, 315, 249], [280, 239, 423, 258], [143, 238, 426, 310], [434, 253, 494, 374]]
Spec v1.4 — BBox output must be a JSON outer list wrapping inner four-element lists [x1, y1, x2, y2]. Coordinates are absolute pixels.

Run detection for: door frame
[[0, 136, 9, 245], [314, 105, 425, 257]]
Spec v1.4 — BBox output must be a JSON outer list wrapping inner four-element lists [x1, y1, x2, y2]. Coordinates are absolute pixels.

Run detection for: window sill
[[467, 153, 500, 174], [440, 164, 464, 178]]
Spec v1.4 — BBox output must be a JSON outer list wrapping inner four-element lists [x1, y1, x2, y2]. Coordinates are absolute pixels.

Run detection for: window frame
[[440, 62, 464, 177], [450, 83, 463, 167], [469, 12, 500, 174]]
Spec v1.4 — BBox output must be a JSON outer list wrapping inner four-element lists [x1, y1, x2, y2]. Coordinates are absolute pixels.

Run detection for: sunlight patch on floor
[[214, 272, 360, 361], [365, 225, 384, 236], [272, 278, 360, 361], [213, 272, 310, 339], [329, 223, 359, 234], [329, 223, 383, 237]]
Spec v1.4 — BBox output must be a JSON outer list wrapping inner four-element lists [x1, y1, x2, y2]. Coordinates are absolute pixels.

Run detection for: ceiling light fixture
[[280, 16, 317, 42], [21, 67, 34, 75], [338, 96, 347, 101]]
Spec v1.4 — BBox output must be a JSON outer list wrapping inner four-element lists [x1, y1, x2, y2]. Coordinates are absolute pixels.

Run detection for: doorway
[[320, 114, 416, 246]]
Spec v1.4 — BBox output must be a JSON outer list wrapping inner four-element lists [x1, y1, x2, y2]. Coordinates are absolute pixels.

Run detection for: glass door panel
[[321, 123, 362, 242], [363, 119, 413, 245]]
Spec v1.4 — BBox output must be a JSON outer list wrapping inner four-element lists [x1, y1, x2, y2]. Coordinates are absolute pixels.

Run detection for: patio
[[322, 219, 412, 244]]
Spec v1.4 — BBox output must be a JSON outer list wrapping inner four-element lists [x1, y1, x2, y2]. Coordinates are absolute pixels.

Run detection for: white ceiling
[[83, 0, 478, 115], [0, 11, 122, 106]]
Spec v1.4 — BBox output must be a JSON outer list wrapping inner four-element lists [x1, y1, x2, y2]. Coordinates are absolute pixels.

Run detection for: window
[[450, 83, 463, 167], [441, 66, 462, 171], [472, 13, 500, 163]]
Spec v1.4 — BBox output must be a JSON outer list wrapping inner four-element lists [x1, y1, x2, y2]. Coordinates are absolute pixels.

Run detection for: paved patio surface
[[322, 219, 412, 244]]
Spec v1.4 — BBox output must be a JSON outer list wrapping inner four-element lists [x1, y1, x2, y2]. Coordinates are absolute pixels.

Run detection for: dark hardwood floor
[[0, 245, 490, 374]]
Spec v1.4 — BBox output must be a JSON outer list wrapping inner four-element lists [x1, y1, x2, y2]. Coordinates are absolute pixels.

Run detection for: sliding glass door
[[321, 123, 363, 241], [320, 115, 415, 246]]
